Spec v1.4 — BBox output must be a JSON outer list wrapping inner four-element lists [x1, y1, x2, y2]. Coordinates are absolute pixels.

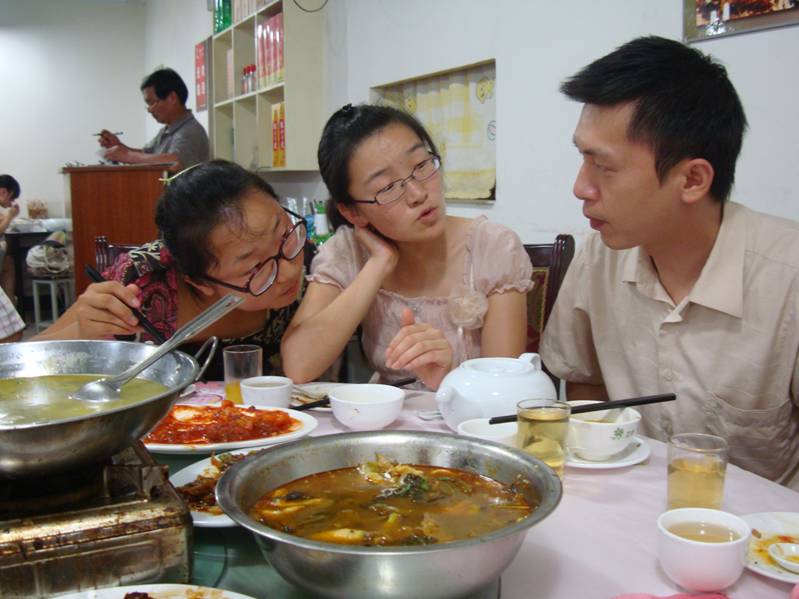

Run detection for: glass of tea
[[667, 433, 728, 510], [516, 399, 571, 478], [223, 344, 263, 404]]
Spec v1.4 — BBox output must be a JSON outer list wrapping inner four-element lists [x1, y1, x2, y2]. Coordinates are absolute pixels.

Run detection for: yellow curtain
[[379, 63, 496, 201]]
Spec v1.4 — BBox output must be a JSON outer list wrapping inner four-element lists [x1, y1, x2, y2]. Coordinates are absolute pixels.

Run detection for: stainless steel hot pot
[[216, 430, 562, 599], [0, 340, 208, 478]]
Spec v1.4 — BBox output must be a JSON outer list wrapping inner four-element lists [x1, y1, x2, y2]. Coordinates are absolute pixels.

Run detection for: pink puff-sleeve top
[[307, 216, 534, 387]]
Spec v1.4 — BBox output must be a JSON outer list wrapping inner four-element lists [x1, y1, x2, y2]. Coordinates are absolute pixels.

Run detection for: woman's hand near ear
[[385, 308, 453, 390], [353, 224, 398, 278]]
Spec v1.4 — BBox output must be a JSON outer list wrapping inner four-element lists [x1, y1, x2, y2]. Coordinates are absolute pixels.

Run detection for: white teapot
[[435, 353, 557, 431]]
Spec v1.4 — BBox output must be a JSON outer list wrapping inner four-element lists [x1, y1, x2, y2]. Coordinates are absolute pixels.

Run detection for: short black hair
[[560, 36, 747, 203], [155, 160, 279, 283], [141, 68, 189, 105], [317, 103, 440, 229], [0, 175, 20, 200]]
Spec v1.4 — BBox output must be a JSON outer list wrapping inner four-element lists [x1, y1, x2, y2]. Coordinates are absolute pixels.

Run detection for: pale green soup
[[0, 374, 169, 426]]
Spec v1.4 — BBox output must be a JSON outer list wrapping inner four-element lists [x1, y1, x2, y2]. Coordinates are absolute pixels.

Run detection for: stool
[[32, 276, 75, 331]]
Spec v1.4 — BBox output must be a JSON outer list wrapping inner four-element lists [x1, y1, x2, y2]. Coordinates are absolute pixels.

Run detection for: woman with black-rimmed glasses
[[282, 104, 533, 391], [38, 160, 307, 379]]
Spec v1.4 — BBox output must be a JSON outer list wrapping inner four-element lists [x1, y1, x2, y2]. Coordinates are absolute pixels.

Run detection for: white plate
[[170, 448, 266, 528], [290, 381, 348, 412], [55, 583, 256, 599], [144, 406, 317, 454], [565, 435, 651, 469], [742, 511, 799, 584]]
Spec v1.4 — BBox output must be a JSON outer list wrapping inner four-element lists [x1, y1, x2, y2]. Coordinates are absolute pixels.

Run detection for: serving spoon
[[71, 294, 244, 403]]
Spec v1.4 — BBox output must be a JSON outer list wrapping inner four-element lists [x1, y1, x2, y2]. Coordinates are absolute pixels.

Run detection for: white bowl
[[240, 375, 293, 408], [457, 418, 517, 447], [328, 384, 404, 430], [566, 400, 641, 461], [657, 508, 750, 592]]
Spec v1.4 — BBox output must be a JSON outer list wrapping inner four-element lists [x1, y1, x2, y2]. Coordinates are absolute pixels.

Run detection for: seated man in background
[[540, 36, 799, 490], [0, 174, 22, 298], [98, 68, 209, 171]]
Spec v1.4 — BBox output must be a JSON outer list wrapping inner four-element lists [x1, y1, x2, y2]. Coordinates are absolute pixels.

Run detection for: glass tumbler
[[223, 344, 263, 404], [516, 399, 571, 478]]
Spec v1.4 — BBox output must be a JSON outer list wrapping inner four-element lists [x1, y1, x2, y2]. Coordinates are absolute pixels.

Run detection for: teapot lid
[[461, 357, 534, 376]]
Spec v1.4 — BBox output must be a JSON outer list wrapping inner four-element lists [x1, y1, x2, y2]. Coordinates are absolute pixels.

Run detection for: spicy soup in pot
[[249, 455, 535, 546]]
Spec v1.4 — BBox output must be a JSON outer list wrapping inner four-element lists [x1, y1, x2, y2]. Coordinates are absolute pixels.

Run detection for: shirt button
[[661, 369, 673, 381]]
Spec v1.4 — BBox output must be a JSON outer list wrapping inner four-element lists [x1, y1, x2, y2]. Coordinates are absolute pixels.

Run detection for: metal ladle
[[71, 294, 244, 402]]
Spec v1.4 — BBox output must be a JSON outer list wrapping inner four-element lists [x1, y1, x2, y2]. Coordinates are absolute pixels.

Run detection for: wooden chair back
[[524, 234, 576, 356]]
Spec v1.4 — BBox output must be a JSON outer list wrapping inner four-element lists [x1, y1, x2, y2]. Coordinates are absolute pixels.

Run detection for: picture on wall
[[685, 0, 799, 41]]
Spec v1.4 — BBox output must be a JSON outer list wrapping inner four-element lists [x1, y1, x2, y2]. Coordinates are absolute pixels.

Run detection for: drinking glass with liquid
[[516, 399, 571, 478], [667, 433, 728, 510], [223, 344, 263, 404]]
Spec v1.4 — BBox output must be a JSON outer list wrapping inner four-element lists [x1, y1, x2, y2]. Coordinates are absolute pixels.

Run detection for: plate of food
[[565, 436, 651, 470], [742, 511, 799, 584], [143, 400, 317, 454], [55, 584, 256, 599], [171, 449, 265, 527]]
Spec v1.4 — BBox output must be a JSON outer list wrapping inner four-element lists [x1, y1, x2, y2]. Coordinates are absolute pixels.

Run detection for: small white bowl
[[567, 400, 641, 461], [457, 418, 517, 447], [769, 542, 799, 574], [328, 384, 404, 430], [657, 508, 751, 592], [240, 375, 293, 408]]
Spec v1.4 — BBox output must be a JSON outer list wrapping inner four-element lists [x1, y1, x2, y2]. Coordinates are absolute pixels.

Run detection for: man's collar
[[164, 110, 193, 133], [620, 202, 746, 318], [687, 202, 745, 318]]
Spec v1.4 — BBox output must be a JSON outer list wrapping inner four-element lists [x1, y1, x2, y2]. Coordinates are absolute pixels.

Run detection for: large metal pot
[[216, 430, 562, 599], [0, 340, 204, 478]]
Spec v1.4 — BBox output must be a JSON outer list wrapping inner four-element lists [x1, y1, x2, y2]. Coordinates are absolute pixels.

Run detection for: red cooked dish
[[144, 400, 300, 445]]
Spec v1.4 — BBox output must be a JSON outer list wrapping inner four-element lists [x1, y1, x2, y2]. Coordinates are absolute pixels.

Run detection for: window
[[373, 60, 496, 202]]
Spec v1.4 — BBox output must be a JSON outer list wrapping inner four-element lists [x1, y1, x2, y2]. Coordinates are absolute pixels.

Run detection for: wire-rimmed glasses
[[352, 154, 441, 205], [203, 209, 306, 296]]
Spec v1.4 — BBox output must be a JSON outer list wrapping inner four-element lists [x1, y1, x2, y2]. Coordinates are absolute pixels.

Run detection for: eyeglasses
[[352, 154, 441, 206], [203, 209, 306, 296]]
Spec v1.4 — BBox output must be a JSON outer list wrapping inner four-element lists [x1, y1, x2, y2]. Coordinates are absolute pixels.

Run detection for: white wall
[[322, 0, 799, 243], [5, 0, 797, 237], [0, 0, 146, 217]]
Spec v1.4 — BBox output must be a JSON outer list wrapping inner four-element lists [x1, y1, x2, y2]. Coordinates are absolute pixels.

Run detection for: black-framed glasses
[[203, 208, 306, 296], [352, 154, 442, 206]]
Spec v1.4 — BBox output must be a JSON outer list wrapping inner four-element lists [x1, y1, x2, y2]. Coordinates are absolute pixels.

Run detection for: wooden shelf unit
[[210, 0, 323, 171]]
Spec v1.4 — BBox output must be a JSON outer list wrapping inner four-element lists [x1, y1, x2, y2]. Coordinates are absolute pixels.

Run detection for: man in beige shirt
[[540, 36, 799, 489]]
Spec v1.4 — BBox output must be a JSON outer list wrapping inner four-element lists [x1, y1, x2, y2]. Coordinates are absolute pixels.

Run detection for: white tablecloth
[[309, 391, 799, 599]]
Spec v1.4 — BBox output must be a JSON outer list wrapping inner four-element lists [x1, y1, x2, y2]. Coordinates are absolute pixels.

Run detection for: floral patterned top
[[103, 240, 299, 381]]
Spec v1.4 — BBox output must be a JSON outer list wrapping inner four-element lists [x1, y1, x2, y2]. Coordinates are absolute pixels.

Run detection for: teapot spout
[[518, 352, 542, 370]]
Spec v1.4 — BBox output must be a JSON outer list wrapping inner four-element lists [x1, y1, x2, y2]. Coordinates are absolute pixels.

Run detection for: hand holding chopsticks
[[84, 265, 166, 344], [488, 393, 676, 425]]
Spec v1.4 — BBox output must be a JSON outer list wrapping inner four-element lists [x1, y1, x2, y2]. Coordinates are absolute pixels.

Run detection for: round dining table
[[159, 389, 799, 599]]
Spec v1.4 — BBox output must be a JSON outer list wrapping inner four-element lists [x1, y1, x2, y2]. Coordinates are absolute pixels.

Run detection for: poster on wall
[[685, 0, 799, 41], [195, 38, 210, 112]]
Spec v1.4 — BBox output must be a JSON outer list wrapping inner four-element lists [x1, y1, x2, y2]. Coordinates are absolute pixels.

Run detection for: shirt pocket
[[704, 391, 797, 481]]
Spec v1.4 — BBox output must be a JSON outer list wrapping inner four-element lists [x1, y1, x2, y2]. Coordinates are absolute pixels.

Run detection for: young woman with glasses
[[281, 104, 533, 390], [38, 160, 306, 380]]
